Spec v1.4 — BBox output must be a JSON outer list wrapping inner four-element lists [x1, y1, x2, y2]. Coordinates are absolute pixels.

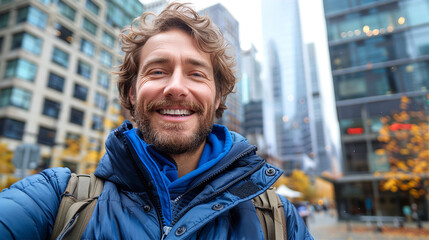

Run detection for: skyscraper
[[0, 0, 143, 174], [261, 0, 315, 174], [241, 45, 266, 156], [305, 43, 333, 175], [324, 0, 429, 219], [200, 3, 242, 133]]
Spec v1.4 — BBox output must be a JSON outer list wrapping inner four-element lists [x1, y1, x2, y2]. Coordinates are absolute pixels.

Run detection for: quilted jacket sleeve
[[278, 195, 314, 240], [0, 167, 71, 240]]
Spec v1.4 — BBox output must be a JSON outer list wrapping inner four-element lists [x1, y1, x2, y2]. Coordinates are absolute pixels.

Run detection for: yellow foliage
[[0, 143, 15, 174]]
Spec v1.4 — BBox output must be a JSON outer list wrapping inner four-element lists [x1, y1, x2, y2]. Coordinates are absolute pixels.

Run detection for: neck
[[170, 141, 206, 178]]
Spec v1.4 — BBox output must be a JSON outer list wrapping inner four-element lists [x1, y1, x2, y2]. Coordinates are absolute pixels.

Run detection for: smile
[[158, 109, 193, 116]]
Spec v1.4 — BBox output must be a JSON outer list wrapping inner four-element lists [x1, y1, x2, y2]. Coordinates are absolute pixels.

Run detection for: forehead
[[140, 28, 212, 66]]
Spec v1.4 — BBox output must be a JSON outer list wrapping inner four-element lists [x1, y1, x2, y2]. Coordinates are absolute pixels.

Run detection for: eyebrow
[[140, 56, 212, 74], [140, 57, 170, 74], [185, 58, 212, 72]]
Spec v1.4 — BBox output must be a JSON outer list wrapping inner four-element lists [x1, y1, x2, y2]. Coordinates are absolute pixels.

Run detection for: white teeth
[[159, 109, 191, 116]]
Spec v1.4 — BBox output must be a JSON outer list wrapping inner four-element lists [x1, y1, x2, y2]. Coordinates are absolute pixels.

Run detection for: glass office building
[[324, 0, 428, 219]]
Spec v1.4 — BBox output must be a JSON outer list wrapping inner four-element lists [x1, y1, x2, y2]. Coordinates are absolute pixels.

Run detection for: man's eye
[[190, 72, 203, 77], [151, 70, 164, 75]]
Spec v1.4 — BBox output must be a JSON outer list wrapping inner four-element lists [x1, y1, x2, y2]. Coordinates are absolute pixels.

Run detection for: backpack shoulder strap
[[252, 187, 287, 240], [51, 173, 104, 240]]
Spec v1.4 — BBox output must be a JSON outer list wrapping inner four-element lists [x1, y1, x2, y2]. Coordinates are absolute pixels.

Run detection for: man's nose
[[163, 70, 189, 98]]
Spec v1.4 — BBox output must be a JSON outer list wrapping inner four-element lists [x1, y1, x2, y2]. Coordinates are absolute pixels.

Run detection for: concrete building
[[323, 0, 429, 220], [200, 3, 243, 133], [261, 0, 315, 174], [0, 0, 143, 174]]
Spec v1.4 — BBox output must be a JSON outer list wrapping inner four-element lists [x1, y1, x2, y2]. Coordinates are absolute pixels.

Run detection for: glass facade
[[86, 0, 100, 15], [11, 32, 43, 55], [37, 126, 56, 146], [99, 50, 113, 67], [0, 118, 25, 140], [105, 0, 143, 28], [55, 23, 73, 44], [58, 0, 76, 21], [0, 87, 32, 110], [73, 83, 88, 101], [101, 31, 115, 48], [70, 108, 84, 125], [5, 58, 37, 82], [82, 18, 97, 35], [80, 38, 95, 57], [77, 60, 92, 79], [17, 6, 47, 29], [42, 98, 61, 119], [91, 114, 103, 131], [97, 70, 110, 89], [94, 92, 107, 110], [52, 47, 70, 68], [47, 72, 65, 92], [0, 12, 9, 29]]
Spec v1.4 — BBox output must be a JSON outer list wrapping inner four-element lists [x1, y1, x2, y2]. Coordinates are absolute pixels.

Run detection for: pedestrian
[[402, 205, 412, 222], [0, 2, 313, 239]]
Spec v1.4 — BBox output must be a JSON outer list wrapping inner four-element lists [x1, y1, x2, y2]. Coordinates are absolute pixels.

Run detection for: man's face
[[131, 29, 220, 154]]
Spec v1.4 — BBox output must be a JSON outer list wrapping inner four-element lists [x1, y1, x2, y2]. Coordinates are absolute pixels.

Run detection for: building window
[[65, 132, 81, 153], [5, 58, 37, 82], [70, 108, 84, 125], [0, 118, 25, 140], [47, 72, 65, 92], [0, 37, 3, 53], [58, 0, 76, 21], [38, 126, 56, 146], [97, 70, 110, 89], [73, 83, 88, 101], [0, 87, 32, 110], [86, 0, 100, 15], [17, 6, 47, 29], [82, 17, 97, 35], [94, 92, 107, 110], [77, 60, 92, 79], [99, 50, 113, 67], [11, 32, 43, 55], [0, 12, 9, 29], [54, 23, 73, 44], [42, 98, 61, 119], [101, 31, 114, 48], [91, 114, 103, 131], [51, 47, 69, 68], [80, 38, 95, 57]]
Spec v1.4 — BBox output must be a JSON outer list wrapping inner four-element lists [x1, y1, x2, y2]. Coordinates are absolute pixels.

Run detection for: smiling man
[[0, 3, 313, 239]]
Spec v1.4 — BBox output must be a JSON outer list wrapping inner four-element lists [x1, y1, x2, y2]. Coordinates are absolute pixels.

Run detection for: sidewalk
[[309, 212, 429, 240]]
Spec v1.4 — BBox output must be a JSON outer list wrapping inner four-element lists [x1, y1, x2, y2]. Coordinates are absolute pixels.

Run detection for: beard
[[134, 99, 215, 155]]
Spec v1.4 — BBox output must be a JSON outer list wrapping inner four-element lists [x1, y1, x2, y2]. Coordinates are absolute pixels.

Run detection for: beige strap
[[253, 187, 287, 240], [51, 173, 104, 240]]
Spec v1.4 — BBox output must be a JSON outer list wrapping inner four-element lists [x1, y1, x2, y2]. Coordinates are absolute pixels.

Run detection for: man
[[0, 3, 312, 239]]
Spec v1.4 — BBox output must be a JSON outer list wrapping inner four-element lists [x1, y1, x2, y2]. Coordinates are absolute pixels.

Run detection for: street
[[308, 212, 429, 240]]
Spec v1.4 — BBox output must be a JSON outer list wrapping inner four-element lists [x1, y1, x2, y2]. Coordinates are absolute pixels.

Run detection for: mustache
[[145, 99, 204, 114]]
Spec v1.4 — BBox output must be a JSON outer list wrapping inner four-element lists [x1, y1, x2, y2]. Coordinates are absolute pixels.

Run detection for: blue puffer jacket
[[0, 122, 313, 239]]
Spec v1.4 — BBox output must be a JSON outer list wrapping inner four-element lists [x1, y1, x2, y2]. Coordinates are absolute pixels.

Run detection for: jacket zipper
[[170, 145, 263, 226], [118, 129, 169, 240]]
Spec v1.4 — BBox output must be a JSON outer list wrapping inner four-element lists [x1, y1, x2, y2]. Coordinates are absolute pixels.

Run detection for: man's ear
[[129, 86, 136, 105], [215, 94, 221, 110]]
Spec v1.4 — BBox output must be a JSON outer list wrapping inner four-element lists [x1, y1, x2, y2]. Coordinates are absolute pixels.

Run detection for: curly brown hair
[[117, 2, 236, 119]]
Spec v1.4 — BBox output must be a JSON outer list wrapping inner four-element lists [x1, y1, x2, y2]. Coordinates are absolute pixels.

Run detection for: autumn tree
[[273, 170, 317, 202], [375, 96, 429, 199]]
